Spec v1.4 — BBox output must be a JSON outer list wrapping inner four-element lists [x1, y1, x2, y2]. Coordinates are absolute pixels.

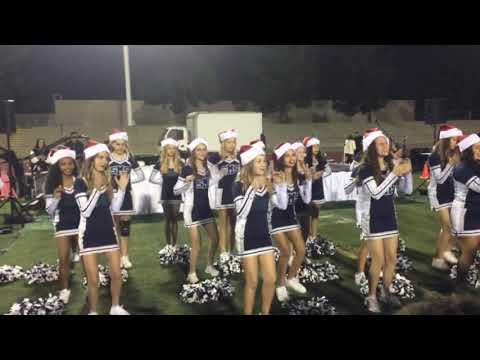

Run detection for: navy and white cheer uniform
[[358, 165, 413, 240], [45, 183, 80, 238], [270, 178, 312, 235], [173, 164, 224, 228], [233, 182, 288, 257], [451, 161, 480, 237], [308, 157, 332, 205], [428, 151, 455, 211], [149, 161, 183, 204], [109, 153, 145, 216], [74, 179, 125, 256], [209, 154, 241, 209]]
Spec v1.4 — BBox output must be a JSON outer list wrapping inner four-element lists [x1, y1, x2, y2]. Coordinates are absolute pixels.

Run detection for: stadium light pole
[[123, 45, 135, 126]]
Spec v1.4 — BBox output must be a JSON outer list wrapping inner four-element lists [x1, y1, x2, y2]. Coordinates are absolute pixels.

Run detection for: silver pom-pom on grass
[[297, 258, 340, 284], [5, 293, 65, 315], [305, 235, 336, 258], [358, 273, 415, 301], [81, 265, 128, 288], [0, 265, 25, 284], [450, 251, 480, 288], [179, 278, 235, 304], [212, 252, 243, 277], [24, 262, 59, 285], [281, 296, 338, 315], [158, 245, 191, 266]]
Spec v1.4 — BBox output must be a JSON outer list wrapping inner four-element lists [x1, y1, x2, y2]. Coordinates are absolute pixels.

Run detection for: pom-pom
[[81, 265, 128, 288], [158, 245, 191, 266], [5, 293, 65, 315], [358, 273, 415, 301], [24, 262, 59, 285], [398, 238, 407, 254], [179, 278, 235, 304], [305, 236, 336, 258], [396, 254, 413, 273], [212, 253, 243, 277], [450, 251, 480, 288], [297, 258, 340, 284], [0, 265, 25, 284], [281, 296, 338, 315]]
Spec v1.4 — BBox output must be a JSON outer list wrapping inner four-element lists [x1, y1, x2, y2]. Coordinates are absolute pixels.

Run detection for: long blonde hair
[[160, 145, 182, 174], [109, 140, 134, 159], [81, 154, 113, 200], [239, 158, 273, 193], [220, 138, 237, 160]]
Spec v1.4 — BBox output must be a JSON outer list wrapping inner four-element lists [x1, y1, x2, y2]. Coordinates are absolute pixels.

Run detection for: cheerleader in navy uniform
[[44, 147, 80, 304], [428, 125, 463, 270], [271, 143, 312, 302], [357, 130, 412, 313], [108, 129, 145, 269], [304, 137, 332, 242], [233, 144, 288, 314], [451, 134, 480, 286], [210, 129, 241, 256], [149, 138, 184, 246], [75, 141, 130, 315], [292, 141, 311, 242], [174, 138, 226, 284]]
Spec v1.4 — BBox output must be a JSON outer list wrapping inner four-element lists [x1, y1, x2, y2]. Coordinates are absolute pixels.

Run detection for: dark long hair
[[188, 151, 210, 178], [360, 141, 394, 184], [273, 152, 298, 184], [44, 159, 79, 194], [35, 138, 46, 150], [461, 146, 480, 175], [433, 138, 454, 169], [305, 146, 327, 170]]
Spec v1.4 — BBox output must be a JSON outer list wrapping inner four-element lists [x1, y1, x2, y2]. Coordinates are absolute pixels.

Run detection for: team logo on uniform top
[[194, 176, 209, 190]]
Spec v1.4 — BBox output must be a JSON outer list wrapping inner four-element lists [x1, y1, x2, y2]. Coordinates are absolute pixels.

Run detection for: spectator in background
[[31, 138, 49, 173], [344, 134, 356, 164], [65, 132, 85, 159]]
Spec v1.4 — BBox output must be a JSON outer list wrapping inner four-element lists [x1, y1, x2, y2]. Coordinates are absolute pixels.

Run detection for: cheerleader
[[304, 137, 332, 242], [149, 138, 184, 246], [233, 144, 287, 314], [174, 138, 225, 284], [357, 130, 412, 313], [74, 141, 130, 315], [44, 147, 80, 304], [428, 125, 463, 270], [108, 129, 145, 269], [292, 142, 311, 242], [210, 129, 241, 255], [271, 143, 312, 302], [451, 134, 480, 286]]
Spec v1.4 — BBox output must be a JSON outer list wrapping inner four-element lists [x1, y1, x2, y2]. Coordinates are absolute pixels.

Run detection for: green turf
[[0, 173, 476, 315]]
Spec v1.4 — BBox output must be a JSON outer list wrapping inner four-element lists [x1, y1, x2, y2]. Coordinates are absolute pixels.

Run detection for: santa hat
[[303, 137, 320, 148], [250, 140, 265, 149], [188, 138, 208, 152], [362, 130, 389, 152], [240, 144, 265, 166], [439, 124, 463, 140], [161, 138, 179, 148], [84, 140, 110, 160], [109, 128, 128, 143], [48, 148, 76, 165], [292, 142, 305, 151], [274, 142, 293, 159], [458, 134, 480, 153], [218, 129, 238, 142]]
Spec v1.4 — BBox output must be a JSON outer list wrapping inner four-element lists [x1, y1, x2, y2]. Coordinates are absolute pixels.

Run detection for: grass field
[[0, 174, 478, 315]]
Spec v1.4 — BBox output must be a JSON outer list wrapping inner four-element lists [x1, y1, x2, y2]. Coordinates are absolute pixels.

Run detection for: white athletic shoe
[[432, 258, 450, 270], [205, 265, 219, 277], [355, 272, 367, 286], [121, 256, 133, 269], [286, 277, 307, 294], [109, 305, 130, 315], [59, 289, 71, 304], [276, 286, 290, 302], [187, 272, 199, 284], [443, 251, 458, 265], [72, 252, 80, 263], [365, 296, 381, 313]]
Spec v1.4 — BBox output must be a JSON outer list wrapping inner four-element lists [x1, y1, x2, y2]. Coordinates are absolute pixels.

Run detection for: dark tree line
[[1, 45, 480, 118]]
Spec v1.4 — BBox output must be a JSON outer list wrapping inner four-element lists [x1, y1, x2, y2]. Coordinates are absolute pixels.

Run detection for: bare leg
[[82, 254, 99, 313], [203, 222, 219, 266], [287, 229, 306, 280], [188, 226, 201, 274], [259, 252, 276, 315], [105, 250, 123, 306], [242, 256, 259, 315], [382, 236, 399, 292], [366, 239, 385, 298], [274, 232, 290, 287], [358, 238, 369, 273], [119, 215, 131, 257], [435, 209, 453, 259], [457, 236, 480, 284], [56, 236, 72, 290], [218, 209, 228, 253]]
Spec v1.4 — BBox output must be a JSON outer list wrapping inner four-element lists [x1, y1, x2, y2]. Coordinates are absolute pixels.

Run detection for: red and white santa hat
[[291, 142, 305, 151], [84, 140, 110, 160], [109, 128, 129, 143], [439, 124, 463, 140], [240, 144, 265, 166], [218, 129, 238, 142], [48, 147, 76, 165], [188, 138, 208, 152], [161, 138, 179, 148], [362, 129, 389, 152], [303, 137, 320, 148], [458, 133, 480, 153], [274, 142, 293, 159], [249, 140, 265, 149]]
